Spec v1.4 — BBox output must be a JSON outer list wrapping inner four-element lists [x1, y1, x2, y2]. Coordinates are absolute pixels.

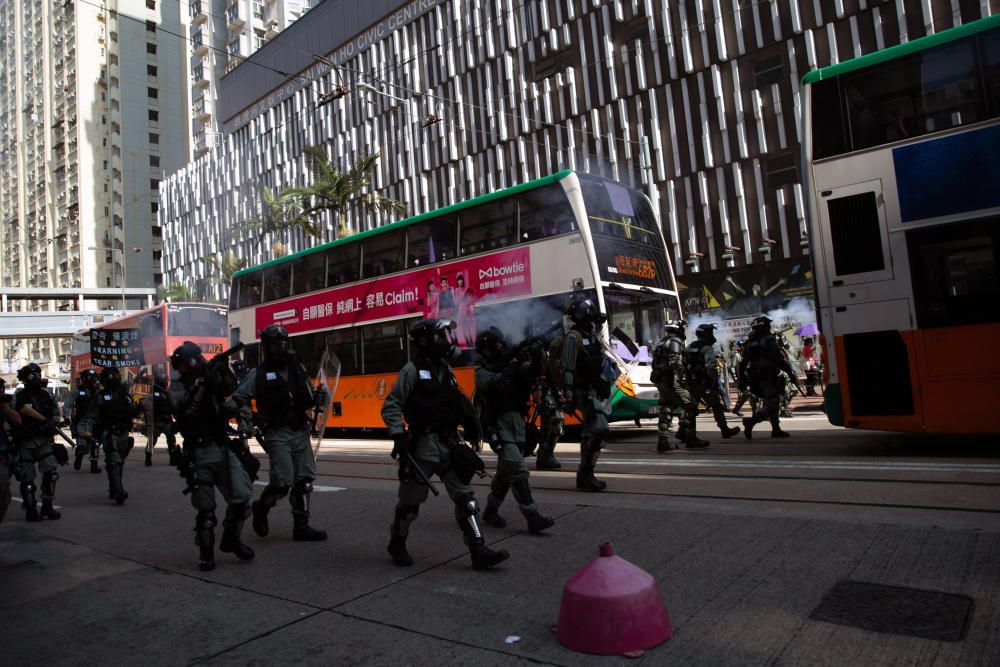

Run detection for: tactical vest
[[685, 339, 715, 380], [651, 336, 684, 383], [570, 328, 605, 386], [14, 389, 55, 439], [744, 333, 781, 368], [151, 385, 172, 419], [255, 363, 311, 430], [174, 380, 226, 443], [71, 388, 95, 425], [95, 389, 135, 434], [403, 359, 460, 435], [478, 360, 530, 421]]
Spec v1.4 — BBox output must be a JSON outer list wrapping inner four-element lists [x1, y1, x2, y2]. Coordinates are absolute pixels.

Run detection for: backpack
[[546, 329, 581, 389]]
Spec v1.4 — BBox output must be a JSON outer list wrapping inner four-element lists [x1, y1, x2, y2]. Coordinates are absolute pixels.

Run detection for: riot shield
[[311, 349, 341, 459]]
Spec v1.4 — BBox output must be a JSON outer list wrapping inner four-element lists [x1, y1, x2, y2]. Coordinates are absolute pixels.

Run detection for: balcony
[[190, 0, 207, 23], [227, 5, 245, 27], [193, 67, 210, 88], [193, 98, 211, 121], [192, 30, 208, 55]]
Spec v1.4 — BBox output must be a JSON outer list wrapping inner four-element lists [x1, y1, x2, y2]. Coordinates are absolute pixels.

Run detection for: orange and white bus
[[70, 303, 230, 386], [801, 15, 1000, 433], [228, 170, 681, 429]]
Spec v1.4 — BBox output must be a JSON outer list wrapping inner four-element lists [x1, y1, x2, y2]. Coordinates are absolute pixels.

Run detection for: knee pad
[[196, 510, 217, 529], [267, 484, 291, 499], [43, 471, 59, 484], [292, 479, 313, 495], [454, 494, 477, 517]]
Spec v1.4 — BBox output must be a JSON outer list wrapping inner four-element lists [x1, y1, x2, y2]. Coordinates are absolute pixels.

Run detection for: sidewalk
[[2, 457, 997, 666]]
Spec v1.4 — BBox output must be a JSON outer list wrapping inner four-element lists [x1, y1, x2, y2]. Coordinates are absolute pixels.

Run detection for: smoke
[[473, 296, 567, 346], [684, 297, 817, 353]]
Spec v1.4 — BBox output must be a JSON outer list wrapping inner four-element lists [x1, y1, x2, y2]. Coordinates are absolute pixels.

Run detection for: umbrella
[[795, 323, 819, 336]]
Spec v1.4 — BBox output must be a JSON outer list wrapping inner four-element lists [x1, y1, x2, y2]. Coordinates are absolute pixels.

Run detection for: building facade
[[0, 0, 189, 370], [187, 0, 317, 159], [162, 0, 994, 314]]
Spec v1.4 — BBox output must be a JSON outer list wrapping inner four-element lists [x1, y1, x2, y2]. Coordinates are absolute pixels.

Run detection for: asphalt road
[[2, 413, 998, 665]]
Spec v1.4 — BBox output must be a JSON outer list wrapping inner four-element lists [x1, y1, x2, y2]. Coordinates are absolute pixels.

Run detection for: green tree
[[158, 283, 192, 302], [282, 148, 407, 241], [204, 251, 248, 287], [242, 185, 319, 252]]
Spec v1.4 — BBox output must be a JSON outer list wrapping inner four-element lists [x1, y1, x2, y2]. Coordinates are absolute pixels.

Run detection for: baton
[[53, 425, 78, 450], [401, 449, 439, 496]]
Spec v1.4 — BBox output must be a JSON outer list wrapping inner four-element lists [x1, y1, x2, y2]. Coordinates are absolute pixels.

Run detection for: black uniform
[[683, 324, 740, 443], [79, 369, 140, 505], [67, 373, 101, 473], [144, 379, 179, 466], [740, 317, 793, 439]]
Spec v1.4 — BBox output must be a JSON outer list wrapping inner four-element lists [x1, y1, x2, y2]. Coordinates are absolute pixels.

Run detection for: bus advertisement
[[229, 171, 681, 430], [801, 14, 1000, 434]]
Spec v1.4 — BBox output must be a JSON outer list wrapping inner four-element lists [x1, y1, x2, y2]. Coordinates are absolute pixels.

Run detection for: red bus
[[69, 303, 229, 387]]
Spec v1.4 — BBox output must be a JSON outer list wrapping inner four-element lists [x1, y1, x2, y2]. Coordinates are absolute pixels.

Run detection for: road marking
[[252, 481, 346, 492], [11, 498, 64, 509]]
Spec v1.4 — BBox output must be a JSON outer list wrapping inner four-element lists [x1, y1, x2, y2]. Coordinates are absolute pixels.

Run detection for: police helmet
[[751, 315, 773, 332], [410, 319, 460, 361], [231, 359, 247, 374], [100, 367, 122, 387], [695, 323, 718, 340], [664, 319, 687, 337], [474, 326, 507, 358], [566, 297, 601, 326], [260, 324, 289, 342], [17, 362, 42, 383], [170, 341, 206, 371]]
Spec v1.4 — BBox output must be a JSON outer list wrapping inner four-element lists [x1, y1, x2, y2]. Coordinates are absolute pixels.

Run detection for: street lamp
[[88, 245, 143, 311]]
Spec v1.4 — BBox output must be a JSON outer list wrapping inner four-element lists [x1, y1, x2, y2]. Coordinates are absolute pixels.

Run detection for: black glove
[[390, 433, 410, 460]]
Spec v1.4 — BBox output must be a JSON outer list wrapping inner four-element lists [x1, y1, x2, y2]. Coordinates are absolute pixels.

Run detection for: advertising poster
[[90, 328, 146, 368], [255, 246, 532, 348]]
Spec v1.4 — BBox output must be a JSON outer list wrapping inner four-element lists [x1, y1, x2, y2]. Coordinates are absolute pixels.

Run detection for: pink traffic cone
[[556, 542, 673, 655]]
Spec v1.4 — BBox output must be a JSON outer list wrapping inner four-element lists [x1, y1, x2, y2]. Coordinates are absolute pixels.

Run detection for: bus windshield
[[604, 290, 672, 356], [167, 305, 227, 337]]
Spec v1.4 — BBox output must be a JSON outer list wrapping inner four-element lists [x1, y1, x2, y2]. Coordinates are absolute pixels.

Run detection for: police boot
[[40, 472, 61, 520], [720, 425, 741, 439], [387, 504, 417, 566], [387, 532, 413, 567], [535, 452, 562, 471], [457, 499, 509, 570], [770, 417, 790, 438], [575, 467, 607, 492], [21, 482, 41, 522], [656, 434, 677, 453], [483, 493, 506, 528], [251, 485, 282, 537], [144, 449, 153, 467], [90, 459, 101, 474], [167, 444, 182, 468], [219, 503, 255, 561], [742, 416, 757, 440], [511, 479, 554, 534], [683, 429, 710, 449], [90, 442, 102, 473], [195, 511, 216, 572], [108, 463, 128, 505], [290, 483, 327, 542], [73, 447, 85, 471]]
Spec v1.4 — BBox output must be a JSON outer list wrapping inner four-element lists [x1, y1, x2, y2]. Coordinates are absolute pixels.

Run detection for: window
[[149, 178, 159, 190], [152, 249, 162, 260], [362, 321, 408, 373], [145, 19, 156, 32], [148, 109, 159, 122], [262, 264, 292, 302], [292, 250, 327, 295], [149, 132, 159, 144], [253, 0, 264, 19], [581, 176, 659, 243], [153, 272, 163, 286], [532, 49, 575, 81], [764, 153, 799, 188], [843, 40, 983, 152], [518, 184, 574, 241], [150, 201, 159, 213], [826, 192, 885, 276], [149, 155, 159, 168], [146, 42, 157, 55], [907, 217, 1000, 328], [147, 87, 158, 99], [147, 64, 157, 77], [752, 52, 785, 89], [810, 78, 849, 160], [167, 306, 227, 337], [235, 273, 261, 308], [326, 243, 360, 286], [361, 230, 403, 277], [982, 31, 1000, 117], [152, 225, 162, 237], [325, 329, 360, 376], [407, 217, 457, 267], [459, 199, 516, 255], [146, 0, 155, 9]]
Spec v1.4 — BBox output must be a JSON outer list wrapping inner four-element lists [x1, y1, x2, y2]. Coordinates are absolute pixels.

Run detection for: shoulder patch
[[418, 369, 432, 380]]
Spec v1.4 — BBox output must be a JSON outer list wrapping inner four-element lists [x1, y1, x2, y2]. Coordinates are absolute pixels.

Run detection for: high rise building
[[162, 0, 993, 313], [0, 0, 189, 370], [188, 0, 317, 159]]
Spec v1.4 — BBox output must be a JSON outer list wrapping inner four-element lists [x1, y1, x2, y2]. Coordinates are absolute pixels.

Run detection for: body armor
[[14, 389, 55, 439], [255, 363, 311, 431], [403, 359, 460, 436]]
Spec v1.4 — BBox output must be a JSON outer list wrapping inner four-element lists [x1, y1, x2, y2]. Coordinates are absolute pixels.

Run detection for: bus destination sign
[[595, 239, 673, 291], [256, 247, 533, 336]]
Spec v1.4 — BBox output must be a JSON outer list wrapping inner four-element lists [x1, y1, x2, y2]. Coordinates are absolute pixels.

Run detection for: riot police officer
[[170, 341, 255, 572], [144, 369, 179, 466], [650, 320, 694, 452], [231, 359, 250, 386], [534, 380, 564, 470], [79, 367, 140, 505], [65, 368, 102, 473], [0, 377, 22, 523], [560, 297, 612, 492], [475, 327, 554, 534], [683, 324, 741, 445], [233, 325, 326, 542], [740, 316, 792, 439], [13, 363, 63, 521], [382, 319, 509, 570]]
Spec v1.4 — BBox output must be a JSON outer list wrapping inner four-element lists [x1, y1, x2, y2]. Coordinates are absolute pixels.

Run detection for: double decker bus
[[801, 15, 1000, 433], [229, 170, 681, 429], [69, 303, 230, 386]]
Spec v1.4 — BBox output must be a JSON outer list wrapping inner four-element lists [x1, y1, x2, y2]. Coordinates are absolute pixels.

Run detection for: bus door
[[816, 179, 922, 429]]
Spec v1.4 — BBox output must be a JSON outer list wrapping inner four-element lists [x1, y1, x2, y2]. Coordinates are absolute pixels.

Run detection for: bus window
[[167, 306, 227, 337], [139, 310, 164, 340], [460, 200, 516, 255], [810, 78, 848, 160], [327, 243, 360, 287], [262, 264, 292, 302], [518, 184, 574, 241], [325, 328, 360, 375], [407, 217, 457, 267], [236, 273, 261, 309], [362, 229, 404, 277], [581, 176, 659, 243], [984, 31, 1000, 117], [293, 251, 327, 295], [362, 321, 408, 373]]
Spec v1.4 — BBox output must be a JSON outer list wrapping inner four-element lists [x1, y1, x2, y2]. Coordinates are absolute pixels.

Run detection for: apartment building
[[187, 0, 316, 158], [162, 0, 994, 312], [0, 0, 188, 370]]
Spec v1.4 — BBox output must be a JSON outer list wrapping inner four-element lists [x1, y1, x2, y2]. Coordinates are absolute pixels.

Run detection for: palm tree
[[241, 185, 319, 251], [159, 283, 192, 302], [204, 251, 247, 287], [282, 148, 407, 241]]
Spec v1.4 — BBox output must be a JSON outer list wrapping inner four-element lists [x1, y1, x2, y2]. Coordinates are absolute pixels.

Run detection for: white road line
[[10, 497, 64, 509], [252, 481, 346, 492]]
